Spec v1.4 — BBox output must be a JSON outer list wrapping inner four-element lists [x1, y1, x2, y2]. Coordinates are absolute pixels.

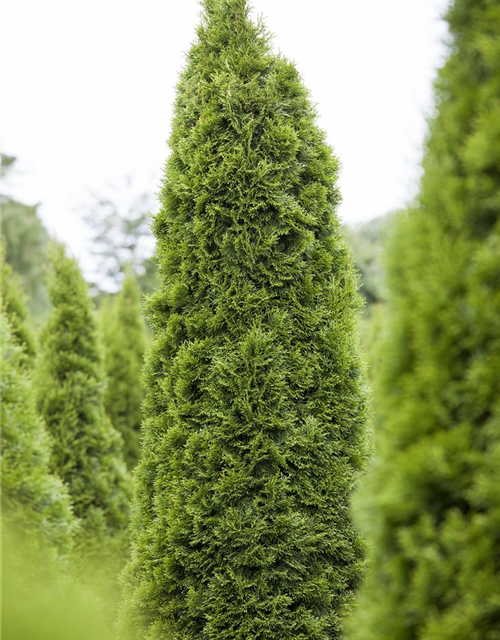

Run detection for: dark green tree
[[349, 1, 500, 638], [102, 269, 148, 469], [36, 245, 131, 552], [1, 312, 76, 556], [121, 2, 367, 638]]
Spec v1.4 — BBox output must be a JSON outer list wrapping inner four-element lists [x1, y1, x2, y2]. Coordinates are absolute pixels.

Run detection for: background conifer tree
[[36, 245, 131, 551], [349, 1, 500, 638], [102, 269, 148, 469], [1, 255, 37, 362], [1, 312, 76, 555], [122, 1, 367, 638]]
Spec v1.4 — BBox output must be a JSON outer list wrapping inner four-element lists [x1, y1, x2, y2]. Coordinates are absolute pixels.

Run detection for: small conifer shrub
[[121, 1, 367, 638]]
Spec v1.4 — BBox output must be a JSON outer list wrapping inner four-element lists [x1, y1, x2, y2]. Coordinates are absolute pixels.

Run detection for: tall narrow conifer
[[102, 270, 147, 469], [349, 1, 500, 638], [122, 2, 367, 638], [36, 245, 131, 551]]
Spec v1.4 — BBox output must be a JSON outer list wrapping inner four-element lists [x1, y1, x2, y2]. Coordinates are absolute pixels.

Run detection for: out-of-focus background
[[2, 0, 449, 304]]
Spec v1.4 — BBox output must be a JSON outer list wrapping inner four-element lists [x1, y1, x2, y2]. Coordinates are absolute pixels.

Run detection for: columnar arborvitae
[[1, 312, 76, 555], [36, 245, 131, 550], [102, 270, 147, 469], [121, 1, 367, 638], [349, 1, 500, 638]]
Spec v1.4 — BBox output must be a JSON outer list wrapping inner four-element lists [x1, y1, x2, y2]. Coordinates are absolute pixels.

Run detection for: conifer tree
[[102, 270, 147, 469], [1, 312, 76, 555], [122, 2, 367, 638], [1, 255, 36, 361], [36, 245, 131, 551], [349, 1, 500, 638]]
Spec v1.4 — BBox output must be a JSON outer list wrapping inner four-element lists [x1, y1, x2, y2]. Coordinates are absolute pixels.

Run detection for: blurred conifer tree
[[102, 269, 148, 469], [1, 312, 76, 557], [349, 1, 500, 638], [1, 253, 37, 363], [36, 245, 131, 554]]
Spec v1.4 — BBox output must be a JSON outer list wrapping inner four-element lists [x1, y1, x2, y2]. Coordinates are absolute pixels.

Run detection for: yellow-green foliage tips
[[36, 245, 132, 551], [121, 1, 367, 638], [1, 312, 76, 556], [349, 1, 500, 639], [102, 270, 147, 469]]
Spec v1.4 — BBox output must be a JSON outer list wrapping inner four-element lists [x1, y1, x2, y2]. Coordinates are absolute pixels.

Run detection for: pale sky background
[[1, 0, 450, 274]]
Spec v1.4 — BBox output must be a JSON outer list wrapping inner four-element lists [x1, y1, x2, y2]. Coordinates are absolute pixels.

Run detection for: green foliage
[[349, 1, 500, 638], [102, 270, 148, 469], [2, 520, 118, 640], [1, 154, 50, 318], [121, 1, 367, 638], [0, 312, 76, 556], [1, 254, 37, 362], [343, 214, 394, 307], [36, 245, 132, 553]]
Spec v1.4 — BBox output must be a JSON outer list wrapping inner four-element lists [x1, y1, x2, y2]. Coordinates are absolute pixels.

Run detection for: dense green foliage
[[121, 1, 367, 638], [1, 255, 37, 362], [349, 1, 500, 638], [1, 154, 50, 318], [36, 245, 132, 551], [0, 312, 76, 556], [102, 270, 147, 469]]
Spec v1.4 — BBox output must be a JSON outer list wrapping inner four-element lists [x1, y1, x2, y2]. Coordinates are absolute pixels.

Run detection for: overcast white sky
[[1, 0, 450, 272]]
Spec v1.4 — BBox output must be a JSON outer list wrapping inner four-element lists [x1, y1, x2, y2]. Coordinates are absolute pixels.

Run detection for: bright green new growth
[[102, 270, 147, 469], [1, 312, 76, 555], [349, 1, 500, 638], [1, 255, 37, 362], [36, 245, 131, 551], [122, 1, 367, 638]]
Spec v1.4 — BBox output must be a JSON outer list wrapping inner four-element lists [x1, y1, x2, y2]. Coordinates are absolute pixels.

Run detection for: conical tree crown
[[102, 269, 147, 469], [1, 312, 76, 556], [36, 245, 131, 550], [348, 1, 500, 638], [122, 1, 367, 639]]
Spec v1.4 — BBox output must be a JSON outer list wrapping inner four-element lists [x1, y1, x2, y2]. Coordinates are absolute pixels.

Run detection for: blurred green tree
[[1, 253, 37, 362], [36, 245, 131, 554], [121, 1, 367, 639], [349, 0, 500, 638], [1, 154, 50, 318], [101, 269, 148, 469], [1, 312, 77, 557], [342, 214, 394, 307]]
